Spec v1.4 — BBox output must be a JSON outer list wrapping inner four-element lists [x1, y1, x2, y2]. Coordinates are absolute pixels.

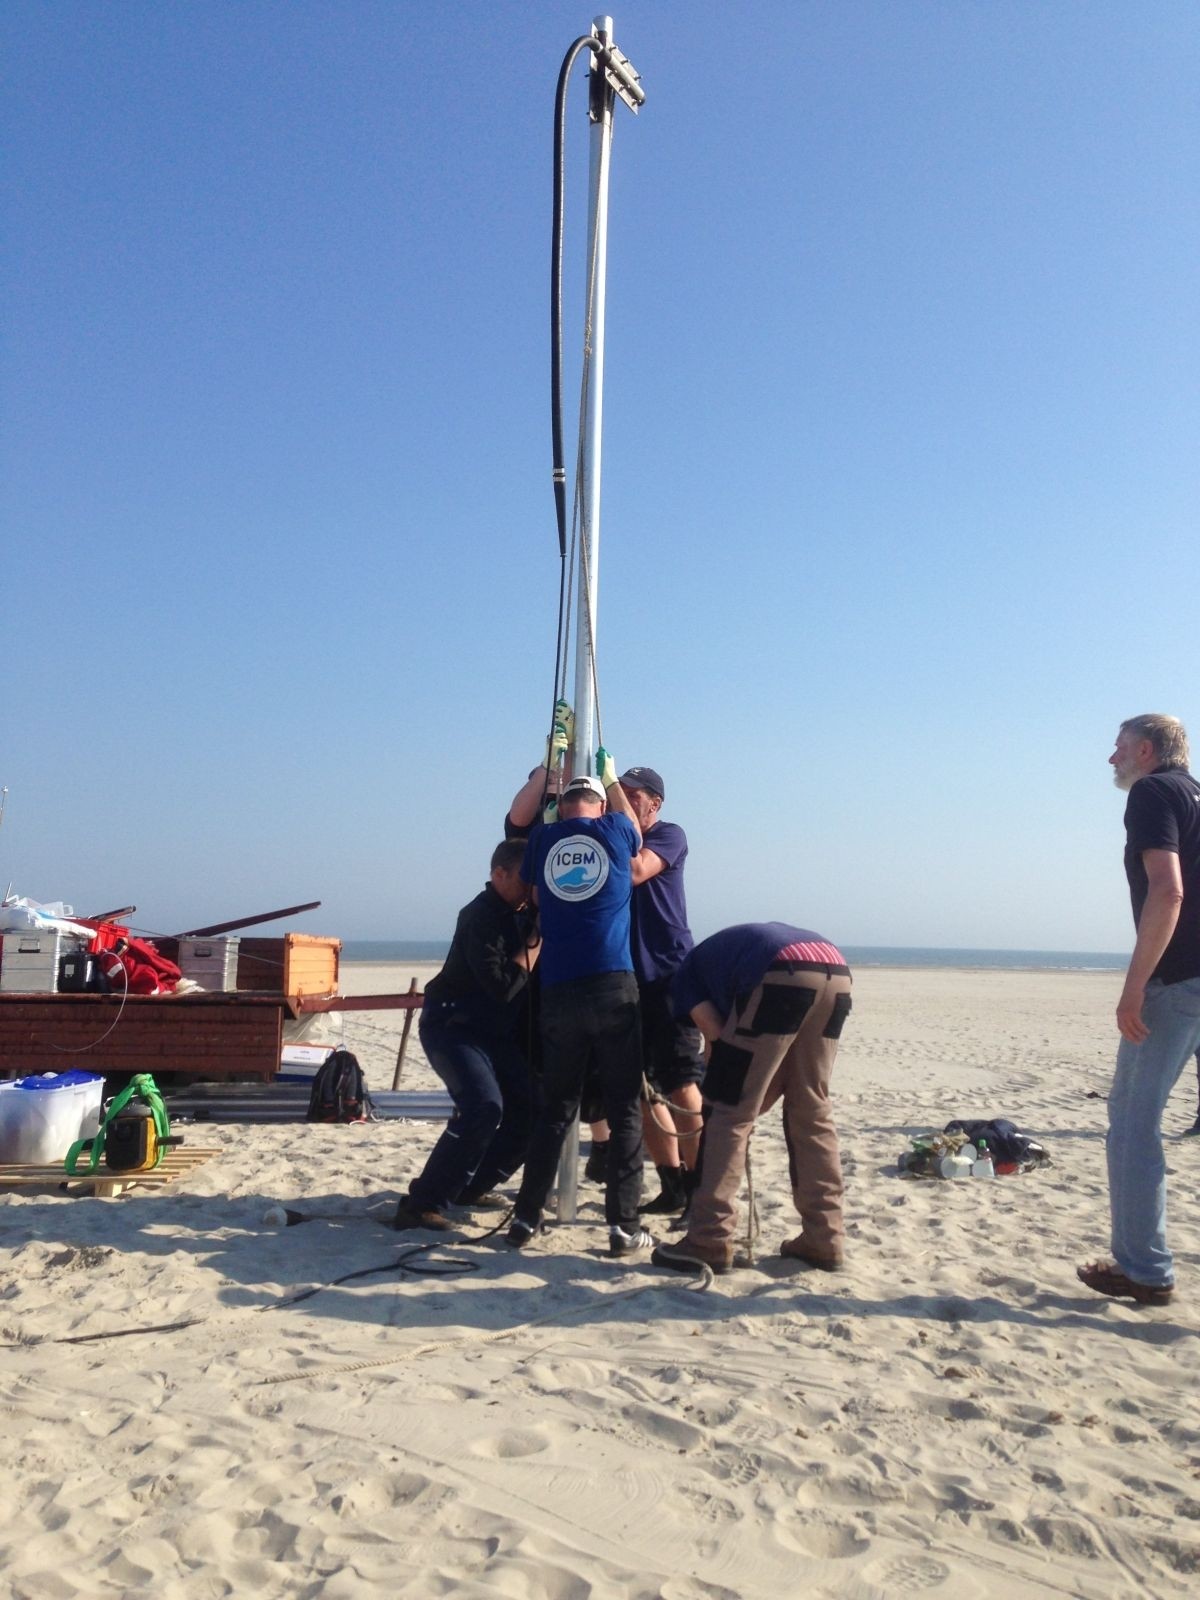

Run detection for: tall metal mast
[[570, 14, 642, 777], [556, 15, 642, 1222]]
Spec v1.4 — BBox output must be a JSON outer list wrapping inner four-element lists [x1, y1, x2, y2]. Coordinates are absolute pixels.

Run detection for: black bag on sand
[[306, 1049, 377, 1124]]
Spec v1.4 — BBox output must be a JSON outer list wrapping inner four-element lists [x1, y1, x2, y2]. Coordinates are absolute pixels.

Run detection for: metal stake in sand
[[555, 15, 643, 1224]]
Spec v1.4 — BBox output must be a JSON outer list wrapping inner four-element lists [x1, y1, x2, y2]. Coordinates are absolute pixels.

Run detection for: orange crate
[[236, 933, 340, 1000]]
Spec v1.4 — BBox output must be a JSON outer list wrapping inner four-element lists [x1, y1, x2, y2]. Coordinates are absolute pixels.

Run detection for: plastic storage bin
[[0, 1071, 106, 1164]]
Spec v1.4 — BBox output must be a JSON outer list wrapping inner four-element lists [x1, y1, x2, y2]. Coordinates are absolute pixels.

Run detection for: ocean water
[[341, 940, 1127, 972]]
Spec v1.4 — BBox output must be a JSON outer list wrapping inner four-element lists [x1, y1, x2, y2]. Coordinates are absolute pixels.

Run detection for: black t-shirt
[[1123, 765, 1200, 984]]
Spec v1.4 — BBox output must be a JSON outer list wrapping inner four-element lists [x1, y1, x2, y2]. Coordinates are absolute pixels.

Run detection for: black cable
[[552, 35, 598, 562], [0, 1213, 514, 1351], [541, 34, 621, 819]]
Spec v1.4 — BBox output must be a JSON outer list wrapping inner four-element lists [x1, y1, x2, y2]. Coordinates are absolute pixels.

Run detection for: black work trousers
[[514, 970, 645, 1231]]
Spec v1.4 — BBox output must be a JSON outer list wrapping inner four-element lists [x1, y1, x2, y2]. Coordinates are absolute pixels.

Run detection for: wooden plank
[[0, 1146, 221, 1197], [297, 991, 424, 1013], [179, 901, 321, 938]]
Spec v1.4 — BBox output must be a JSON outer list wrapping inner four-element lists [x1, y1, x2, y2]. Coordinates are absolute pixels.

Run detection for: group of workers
[[392, 707, 1200, 1306], [392, 705, 853, 1276]]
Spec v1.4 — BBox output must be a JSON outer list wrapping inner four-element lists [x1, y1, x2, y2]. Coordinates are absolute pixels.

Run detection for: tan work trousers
[[684, 964, 852, 1265]]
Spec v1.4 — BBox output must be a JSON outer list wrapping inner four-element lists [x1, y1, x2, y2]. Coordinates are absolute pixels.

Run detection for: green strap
[[64, 1073, 170, 1175]]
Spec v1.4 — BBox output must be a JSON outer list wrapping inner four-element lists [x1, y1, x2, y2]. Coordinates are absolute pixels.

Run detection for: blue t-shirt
[[671, 922, 845, 1022], [630, 818, 694, 984], [521, 812, 640, 987]]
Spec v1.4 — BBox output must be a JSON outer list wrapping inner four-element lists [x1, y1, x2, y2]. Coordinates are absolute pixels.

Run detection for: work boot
[[651, 1238, 732, 1276], [505, 1217, 542, 1249], [780, 1235, 844, 1271], [457, 1190, 509, 1211], [638, 1163, 688, 1215], [391, 1196, 455, 1232], [584, 1139, 609, 1184], [667, 1166, 699, 1228]]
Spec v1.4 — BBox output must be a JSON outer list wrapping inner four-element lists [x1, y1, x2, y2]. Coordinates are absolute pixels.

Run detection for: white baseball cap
[[561, 774, 606, 802]]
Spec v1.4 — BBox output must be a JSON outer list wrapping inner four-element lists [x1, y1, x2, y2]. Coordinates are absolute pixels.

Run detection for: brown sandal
[[1076, 1260, 1174, 1307]]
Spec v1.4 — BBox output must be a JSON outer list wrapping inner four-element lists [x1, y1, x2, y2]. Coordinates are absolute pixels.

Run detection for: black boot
[[670, 1165, 699, 1229], [584, 1139, 609, 1183], [639, 1163, 688, 1215]]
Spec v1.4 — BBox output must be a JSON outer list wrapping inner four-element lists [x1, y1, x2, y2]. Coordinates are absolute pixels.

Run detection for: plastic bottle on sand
[[971, 1138, 995, 1179]]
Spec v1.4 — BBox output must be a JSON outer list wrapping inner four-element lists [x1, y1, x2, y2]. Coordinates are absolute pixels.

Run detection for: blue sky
[[3, 1, 1197, 949]]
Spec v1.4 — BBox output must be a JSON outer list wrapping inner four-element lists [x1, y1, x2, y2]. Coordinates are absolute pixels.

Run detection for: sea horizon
[[340, 940, 1128, 973]]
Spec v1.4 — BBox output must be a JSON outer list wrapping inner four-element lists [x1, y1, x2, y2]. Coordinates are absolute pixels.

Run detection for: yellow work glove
[[542, 700, 574, 769]]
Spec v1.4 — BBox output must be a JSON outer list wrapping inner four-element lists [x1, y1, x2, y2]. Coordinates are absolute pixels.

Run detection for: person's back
[[508, 764, 652, 1256], [523, 808, 639, 986], [654, 920, 853, 1278]]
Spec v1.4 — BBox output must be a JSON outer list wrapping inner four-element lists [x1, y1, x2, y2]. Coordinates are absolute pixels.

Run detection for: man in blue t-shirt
[[650, 922, 853, 1278], [1078, 714, 1200, 1308], [507, 753, 654, 1256], [617, 766, 705, 1217]]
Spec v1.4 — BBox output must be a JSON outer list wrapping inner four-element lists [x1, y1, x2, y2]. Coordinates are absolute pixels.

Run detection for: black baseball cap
[[618, 766, 664, 800]]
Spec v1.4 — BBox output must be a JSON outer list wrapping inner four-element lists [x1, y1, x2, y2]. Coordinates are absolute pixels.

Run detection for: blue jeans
[[1107, 976, 1200, 1287], [410, 1009, 534, 1211]]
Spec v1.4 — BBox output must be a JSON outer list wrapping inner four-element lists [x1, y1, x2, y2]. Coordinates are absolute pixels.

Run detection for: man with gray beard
[[1078, 713, 1200, 1307]]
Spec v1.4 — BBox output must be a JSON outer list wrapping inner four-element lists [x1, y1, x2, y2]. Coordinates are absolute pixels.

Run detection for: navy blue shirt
[[1124, 766, 1200, 984], [630, 818, 694, 984], [671, 922, 846, 1022], [522, 812, 640, 987]]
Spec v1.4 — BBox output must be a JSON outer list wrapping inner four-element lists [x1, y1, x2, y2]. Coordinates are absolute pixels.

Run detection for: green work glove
[[543, 723, 570, 769], [554, 699, 574, 741], [541, 798, 560, 825], [596, 747, 618, 789]]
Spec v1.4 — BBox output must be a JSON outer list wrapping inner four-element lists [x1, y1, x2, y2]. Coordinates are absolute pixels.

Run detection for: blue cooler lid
[[15, 1070, 105, 1091]]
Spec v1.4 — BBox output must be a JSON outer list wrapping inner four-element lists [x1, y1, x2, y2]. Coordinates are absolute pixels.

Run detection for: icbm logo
[[545, 835, 610, 901]]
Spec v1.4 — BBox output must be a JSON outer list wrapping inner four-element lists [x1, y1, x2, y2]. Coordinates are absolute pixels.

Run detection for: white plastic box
[[0, 930, 82, 994], [276, 1044, 335, 1083], [177, 936, 240, 991], [0, 1072, 105, 1164]]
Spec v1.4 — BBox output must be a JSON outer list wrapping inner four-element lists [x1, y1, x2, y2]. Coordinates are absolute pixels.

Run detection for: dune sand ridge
[[0, 962, 1197, 1598]]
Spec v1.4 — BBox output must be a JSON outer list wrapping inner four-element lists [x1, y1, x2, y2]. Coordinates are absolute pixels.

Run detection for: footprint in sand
[[470, 1427, 555, 1459], [860, 1553, 953, 1591], [776, 1514, 871, 1559]]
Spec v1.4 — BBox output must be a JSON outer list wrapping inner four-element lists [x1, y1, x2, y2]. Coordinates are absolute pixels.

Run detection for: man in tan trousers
[[650, 922, 853, 1276]]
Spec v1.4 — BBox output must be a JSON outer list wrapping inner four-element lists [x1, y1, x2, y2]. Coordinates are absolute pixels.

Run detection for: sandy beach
[[1, 961, 1197, 1598]]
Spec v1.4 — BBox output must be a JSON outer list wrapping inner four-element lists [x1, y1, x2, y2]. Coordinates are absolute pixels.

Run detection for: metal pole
[[569, 15, 616, 780], [557, 15, 618, 1225]]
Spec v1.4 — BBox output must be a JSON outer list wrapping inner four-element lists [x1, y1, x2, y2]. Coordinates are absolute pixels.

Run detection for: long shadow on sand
[[2, 1187, 1193, 1364]]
